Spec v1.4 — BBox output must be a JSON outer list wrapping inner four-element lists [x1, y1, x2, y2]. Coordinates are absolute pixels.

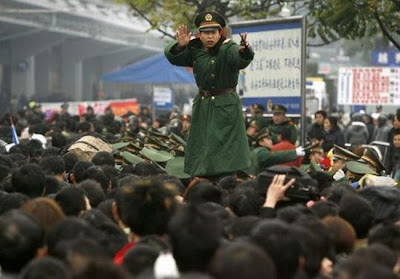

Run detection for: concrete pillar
[[35, 50, 50, 100]]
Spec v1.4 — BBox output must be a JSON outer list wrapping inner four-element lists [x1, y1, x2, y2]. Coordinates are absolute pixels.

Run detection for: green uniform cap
[[333, 144, 360, 162], [304, 142, 323, 154], [251, 103, 265, 113], [272, 104, 287, 114], [346, 161, 378, 176], [112, 142, 130, 150], [140, 147, 174, 163], [359, 147, 385, 173], [120, 151, 145, 164], [195, 11, 226, 32]]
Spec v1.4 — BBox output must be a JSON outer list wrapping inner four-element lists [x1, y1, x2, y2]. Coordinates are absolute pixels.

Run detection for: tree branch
[[307, 37, 340, 47], [373, 11, 400, 50], [128, 5, 175, 39]]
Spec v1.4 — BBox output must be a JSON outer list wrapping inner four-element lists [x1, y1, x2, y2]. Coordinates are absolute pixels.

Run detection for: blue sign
[[242, 96, 301, 114], [153, 87, 174, 110], [371, 50, 400, 67]]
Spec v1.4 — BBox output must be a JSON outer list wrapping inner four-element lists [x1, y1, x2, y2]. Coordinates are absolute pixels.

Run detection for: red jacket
[[270, 140, 303, 167]]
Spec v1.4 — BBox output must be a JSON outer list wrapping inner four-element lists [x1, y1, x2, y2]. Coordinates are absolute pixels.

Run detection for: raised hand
[[239, 32, 250, 51], [175, 25, 192, 48], [264, 174, 295, 208]]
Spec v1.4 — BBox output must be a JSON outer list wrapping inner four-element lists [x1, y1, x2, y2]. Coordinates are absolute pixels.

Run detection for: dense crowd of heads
[[0, 105, 399, 279]]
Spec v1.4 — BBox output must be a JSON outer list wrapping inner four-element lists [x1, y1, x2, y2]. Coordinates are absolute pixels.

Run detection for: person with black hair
[[55, 187, 90, 216], [291, 225, 330, 279], [27, 138, 45, 160], [62, 152, 79, 174], [250, 220, 301, 279], [12, 163, 46, 197], [308, 110, 328, 141], [184, 179, 223, 205], [122, 244, 161, 278], [0, 192, 29, 215], [7, 152, 28, 168], [113, 178, 177, 264], [228, 216, 262, 239], [168, 203, 222, 274], [19, 257, 68, 279], [385, 130, 400, 177], [92, 151, 114, 167], [368, 222, 400, 256], [0, 210, 44, 275], [323, 116, 345, 152], [276, 204, 315, 224], [50, 132, 67, 149], [44, 175, 65, 195], [80, 209, 128, 257], [339, 193, 374, 246], [41, 147, 61, 157], [209, 240, 277, 279], [97, 199, 117, 224], [101, 165, 119, 191], [129, 161, 159, 177], [79, 179, 106, 208], [226, 187, 264, 217], [0, 154, 13, 168], [39, 156, 66, 182], [45, 217, 99, 257], [69, 259, 130, 279], [69, 161, 94, 184], [77, 121, 92, 134], [85, 166, 110, 193], [310, 200, 339, 219], [336, 244, 398, 279]]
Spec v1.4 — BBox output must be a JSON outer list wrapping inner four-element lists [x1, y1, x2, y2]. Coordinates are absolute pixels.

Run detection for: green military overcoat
[[165, 37, 254, 176], [248, 147, 298, 175]]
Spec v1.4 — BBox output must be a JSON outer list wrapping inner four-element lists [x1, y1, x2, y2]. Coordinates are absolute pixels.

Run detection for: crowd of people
[[0, 100, 399, 279], [246, 104, 400, 178], [1, 4, 399, 278]]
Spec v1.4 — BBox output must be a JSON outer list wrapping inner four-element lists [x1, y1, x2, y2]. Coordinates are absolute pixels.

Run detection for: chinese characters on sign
[[233, 28, 302, 98], [371, 51, 400, 66], [338, 67, 400, 105], [231, 18, 305, 114]]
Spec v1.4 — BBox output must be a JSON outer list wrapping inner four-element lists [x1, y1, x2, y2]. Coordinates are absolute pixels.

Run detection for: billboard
[[338, 67, 400, 105], [230, 16, 306, 115], [40, 98, 139, 118]]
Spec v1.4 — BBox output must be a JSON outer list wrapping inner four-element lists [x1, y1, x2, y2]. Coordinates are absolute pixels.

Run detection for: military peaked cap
[[332, 145, 360, 162], [195, 11, 226, 32], [304, 143, 323, 154], [359, 147, 385, 173], [272, 104, 287, 114], [346, 161, 378, 176]]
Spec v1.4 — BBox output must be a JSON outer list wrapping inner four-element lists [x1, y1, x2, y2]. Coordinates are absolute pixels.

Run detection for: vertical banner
[[231, 16, 306, 144], [231, 16, 306, 115]]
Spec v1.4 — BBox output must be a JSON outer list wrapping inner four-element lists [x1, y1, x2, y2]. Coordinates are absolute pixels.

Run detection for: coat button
[[211, 60, 215, 64], [211, 73, 215, 78], [211, 96, 215, 100], [201, 96, 205, 100]]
